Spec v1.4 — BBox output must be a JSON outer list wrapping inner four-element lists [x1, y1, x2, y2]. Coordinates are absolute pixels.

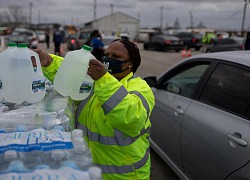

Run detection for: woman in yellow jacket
[[35, 39, 155, 180]]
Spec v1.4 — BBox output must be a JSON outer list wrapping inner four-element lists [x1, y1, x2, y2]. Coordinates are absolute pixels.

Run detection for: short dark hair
[[113, 39, 141, 73]]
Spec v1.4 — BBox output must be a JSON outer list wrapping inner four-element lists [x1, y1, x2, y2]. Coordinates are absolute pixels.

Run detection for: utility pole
[[160, 6, 163, 31], [241, 0, 249, 36], [110, 3, 114, 15], [94, 0, 97, 20], [189, 11, 194, 30], [38, 10, 40, 24], [29, 2, 33, 26]]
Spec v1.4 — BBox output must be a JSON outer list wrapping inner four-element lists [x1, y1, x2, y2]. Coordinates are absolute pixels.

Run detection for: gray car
[[144, 51, 250, 180]]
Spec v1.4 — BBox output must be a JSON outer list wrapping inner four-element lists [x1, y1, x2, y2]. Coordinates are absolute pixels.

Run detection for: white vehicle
[[36, 30, 46, 42], [12, 28, 39, 49], [102, 36, 120, 50]]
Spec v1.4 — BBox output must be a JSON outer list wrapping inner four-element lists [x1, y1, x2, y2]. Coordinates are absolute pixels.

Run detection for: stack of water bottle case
[[0, 43, 102, 179]]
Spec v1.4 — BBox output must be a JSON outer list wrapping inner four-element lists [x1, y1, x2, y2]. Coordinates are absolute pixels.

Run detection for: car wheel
[[206, 49, 211, 53], [195, 47, 201, 51], [144, 44, 148, 50]]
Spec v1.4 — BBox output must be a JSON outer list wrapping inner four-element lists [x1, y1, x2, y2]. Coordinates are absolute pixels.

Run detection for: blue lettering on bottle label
[[79, 81, 92, 94], [0, 129, 73, 154], [0, 80, 2, 90]]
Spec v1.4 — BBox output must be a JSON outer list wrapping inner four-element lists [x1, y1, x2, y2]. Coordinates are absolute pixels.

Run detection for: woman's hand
[[32, 49, 52, 67], [88, 59, 107, 81]]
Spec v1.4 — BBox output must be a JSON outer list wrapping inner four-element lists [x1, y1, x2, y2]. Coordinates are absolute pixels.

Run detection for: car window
[[102, 38, 117, 46], [163, 63, 209, 98], [200, 63, 250, 118], [152, 36, 159, 41], [79, 32, 90, 39]]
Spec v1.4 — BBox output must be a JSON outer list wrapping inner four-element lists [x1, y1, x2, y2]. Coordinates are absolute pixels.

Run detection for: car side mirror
[[144, 76, 157, 87]]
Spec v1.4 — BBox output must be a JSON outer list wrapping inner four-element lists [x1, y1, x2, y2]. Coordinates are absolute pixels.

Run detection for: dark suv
[[67, 30, 92, 51], [174, 32, 202, 51]]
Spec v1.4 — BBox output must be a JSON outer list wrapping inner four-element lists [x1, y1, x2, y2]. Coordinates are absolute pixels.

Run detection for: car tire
[[195, 47, 201, 51], [144, 44, 148, 50]]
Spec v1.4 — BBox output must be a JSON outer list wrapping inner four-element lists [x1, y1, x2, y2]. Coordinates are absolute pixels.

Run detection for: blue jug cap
[[82, 45, 92, 51], [18, 43, 28, 48]]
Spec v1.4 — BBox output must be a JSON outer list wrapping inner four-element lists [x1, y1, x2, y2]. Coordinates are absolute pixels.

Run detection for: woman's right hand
[[32, 49, 52, 67]]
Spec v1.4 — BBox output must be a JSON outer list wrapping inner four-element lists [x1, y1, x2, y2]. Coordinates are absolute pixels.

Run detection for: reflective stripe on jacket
[[76, 72, 155, 180]]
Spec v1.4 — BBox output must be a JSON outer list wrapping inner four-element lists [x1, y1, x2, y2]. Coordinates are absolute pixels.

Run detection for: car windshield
[[18, 32, 33, 37], [7, 35, 27, 42], [102, 38, 118, 45]]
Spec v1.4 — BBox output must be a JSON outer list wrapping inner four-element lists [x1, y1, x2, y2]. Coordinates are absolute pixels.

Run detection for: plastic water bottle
[[52, 125, 65, 131], [53, 45, 94, 100], [15, 125, 28, 132], [72, 136, 86, 147], [2, 43, 46, 104], [50, 149, 67, 169], [88, 166, 102, 180], [20, 150, 42, 170], [71, 129, 83, 139], [0, 150, 19, 171], [0, 42, 17, 102], [68, 145, 92, 170], [61, 160, 80, 170], [2, 160, 30, 173]]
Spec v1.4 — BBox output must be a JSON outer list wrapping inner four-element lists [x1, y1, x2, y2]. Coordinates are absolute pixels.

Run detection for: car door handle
[[174, 106, 184, 115], [227, 133, 248, 147]]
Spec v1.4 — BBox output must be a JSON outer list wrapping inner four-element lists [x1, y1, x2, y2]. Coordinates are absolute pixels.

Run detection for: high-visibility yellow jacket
[[42, 54, 155, 180]]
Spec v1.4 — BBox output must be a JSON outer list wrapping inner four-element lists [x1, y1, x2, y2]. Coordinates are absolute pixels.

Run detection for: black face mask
[[102, 57, 130, 74]]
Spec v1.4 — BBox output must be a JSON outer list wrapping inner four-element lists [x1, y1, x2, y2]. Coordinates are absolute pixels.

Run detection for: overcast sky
[[0, 0, 250, 30]]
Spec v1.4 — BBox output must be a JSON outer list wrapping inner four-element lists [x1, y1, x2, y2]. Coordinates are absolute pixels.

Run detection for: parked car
[[143, 34, 184, 52], [0, 35, 8, 52], [102, 35, 120, 50], [67, 30, 91, 51], [205, 38, 243, 53], [229, 36, 245, 49], [144, 51, 250, 180], [174, 32, 202, 51], [36, 30, 46, 42], [0, 35, 29, 52], [12, 28, 39, 49]]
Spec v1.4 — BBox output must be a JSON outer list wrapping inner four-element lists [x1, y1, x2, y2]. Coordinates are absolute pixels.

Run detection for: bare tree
[[0, 4, 27, 28], [173, 18, 181, 29]]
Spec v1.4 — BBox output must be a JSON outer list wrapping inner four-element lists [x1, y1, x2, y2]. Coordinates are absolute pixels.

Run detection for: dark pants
[[54, 42, 61, 55], [46, 38, 50, 49]]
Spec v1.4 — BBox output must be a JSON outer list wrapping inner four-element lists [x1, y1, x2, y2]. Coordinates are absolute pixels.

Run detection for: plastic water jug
[[0, 42, 17, 102], [2, 43, 46, 104], [53, 45, 94, 100]]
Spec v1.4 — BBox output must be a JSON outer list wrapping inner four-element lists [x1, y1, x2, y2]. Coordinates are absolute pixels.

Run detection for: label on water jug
[[32, 78, 46, 93], [0, 167, 90, 179], [79, 81, 92, 94], [0, 129, 73, 153]]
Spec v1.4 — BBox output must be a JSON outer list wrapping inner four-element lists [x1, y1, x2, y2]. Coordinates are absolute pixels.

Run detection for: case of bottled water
[[0, 127, 102, 179]]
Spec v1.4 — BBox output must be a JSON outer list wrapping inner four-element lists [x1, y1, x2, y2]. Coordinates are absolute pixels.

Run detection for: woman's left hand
[[87, 59, 107, 81]]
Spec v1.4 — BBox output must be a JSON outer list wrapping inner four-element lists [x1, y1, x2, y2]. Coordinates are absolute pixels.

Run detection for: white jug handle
[[30, 50, 42, 74]]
